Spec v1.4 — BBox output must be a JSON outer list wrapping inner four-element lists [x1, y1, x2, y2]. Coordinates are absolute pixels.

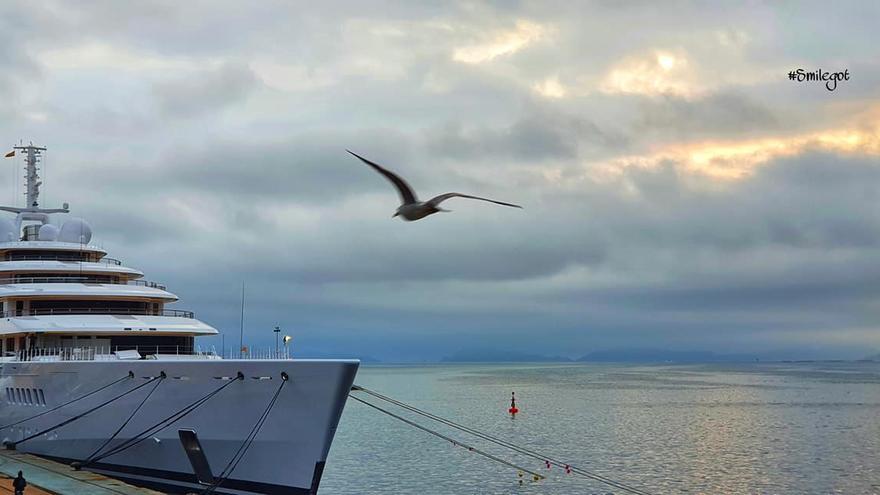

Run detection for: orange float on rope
[[508, 391, 519, 415]]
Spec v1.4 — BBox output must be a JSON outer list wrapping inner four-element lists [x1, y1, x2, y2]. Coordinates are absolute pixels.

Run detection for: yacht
[[0, 144, 358, 494]]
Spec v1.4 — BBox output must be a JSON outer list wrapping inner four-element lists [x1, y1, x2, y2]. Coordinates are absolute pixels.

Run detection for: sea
[[319, 362, 880, 495]]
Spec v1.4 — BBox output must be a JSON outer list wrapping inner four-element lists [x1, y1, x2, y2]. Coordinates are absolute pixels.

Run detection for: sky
[[1, 1, 879, 361]]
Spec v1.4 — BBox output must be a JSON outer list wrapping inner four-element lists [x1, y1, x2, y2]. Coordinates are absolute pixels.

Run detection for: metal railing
[[1, 308, 195, 318], [0, 276, 165, 290], [222, 348, 293, 360], [7, 345, 215, 362], [4, 345, 292, 362], [4, 255, 122, 265]]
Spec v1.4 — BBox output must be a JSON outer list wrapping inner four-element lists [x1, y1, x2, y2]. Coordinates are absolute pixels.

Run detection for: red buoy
[[508, 392, 519, 415]]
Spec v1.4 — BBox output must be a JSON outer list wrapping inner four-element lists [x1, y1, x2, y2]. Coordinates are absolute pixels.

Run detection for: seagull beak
[[392, 212, 399, 218]]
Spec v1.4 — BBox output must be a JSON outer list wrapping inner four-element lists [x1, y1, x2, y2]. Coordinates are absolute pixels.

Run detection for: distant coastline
[[297, 349, 880, 365], [435, 348, 880, 364]]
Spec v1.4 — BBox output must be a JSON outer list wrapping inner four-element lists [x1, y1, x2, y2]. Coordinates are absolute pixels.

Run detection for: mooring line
[[11, 374, 163, 447], [83, 372, 166, 464], [352, 385, 654, 495], [82, 372, 244, 466], [202, 373, 288, 494], [349, 394, 546, 482], [0, 373, 133, 430]]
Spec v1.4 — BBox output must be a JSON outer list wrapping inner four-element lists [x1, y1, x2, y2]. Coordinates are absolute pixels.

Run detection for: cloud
[[2, 2, 880, 360], [152, 63, 258, 119], [600, 50, 700, 97], [532, 76, 566, 98], [41, 42, 205, 72], [425, 106, 629, 161], [594, 117, 880, 180], [452, 20, 547, 64], [636, 91, 779, 139]]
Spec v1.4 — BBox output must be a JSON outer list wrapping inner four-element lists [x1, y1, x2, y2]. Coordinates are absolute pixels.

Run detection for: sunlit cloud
[[41, 42, 213, 71], [599, 50, 699, 97], [452, 20, 545, 64], [595, 123, 880, 181], [532, 76, 566, 98]]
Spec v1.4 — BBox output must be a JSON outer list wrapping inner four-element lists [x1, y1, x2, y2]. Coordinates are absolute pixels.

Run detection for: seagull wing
[[426, 192, 523, 209], [347, 150, 417, 204]]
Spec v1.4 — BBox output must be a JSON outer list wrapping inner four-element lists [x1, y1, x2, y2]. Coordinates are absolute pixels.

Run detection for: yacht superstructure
[[0, 144, 358, 494]]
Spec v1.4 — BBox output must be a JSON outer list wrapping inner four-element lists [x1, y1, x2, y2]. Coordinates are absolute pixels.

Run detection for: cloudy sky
[[2, 1, 879, 360]]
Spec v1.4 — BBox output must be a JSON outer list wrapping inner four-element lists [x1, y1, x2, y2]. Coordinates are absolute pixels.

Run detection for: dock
[[0, 450, 163, 495]]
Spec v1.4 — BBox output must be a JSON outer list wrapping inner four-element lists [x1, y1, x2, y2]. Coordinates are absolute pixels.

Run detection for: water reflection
[[320, 363, 880, 494]]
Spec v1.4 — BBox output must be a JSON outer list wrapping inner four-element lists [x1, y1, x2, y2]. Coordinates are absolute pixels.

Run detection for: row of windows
[[6, 387, 45, 406]]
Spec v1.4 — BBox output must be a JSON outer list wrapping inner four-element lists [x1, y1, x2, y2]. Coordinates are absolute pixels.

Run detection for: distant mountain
[[577, 349, 756, 363], [441, 349, 573, 363]]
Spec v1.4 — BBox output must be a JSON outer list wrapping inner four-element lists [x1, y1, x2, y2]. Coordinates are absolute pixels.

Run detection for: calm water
[[319, 363, 880, 495]]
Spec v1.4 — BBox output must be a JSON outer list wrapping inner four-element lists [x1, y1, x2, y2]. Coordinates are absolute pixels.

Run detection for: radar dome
[[0, 217, 15, 242], [58, 218, 93, 244], [38, 224, 59, 241]]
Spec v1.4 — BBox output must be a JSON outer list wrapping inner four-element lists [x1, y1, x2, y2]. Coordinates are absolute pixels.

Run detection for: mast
[[0, 143, 69, 231], [23, 143, 44, 209]]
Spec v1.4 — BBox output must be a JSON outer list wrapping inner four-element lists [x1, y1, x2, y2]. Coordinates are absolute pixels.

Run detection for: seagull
[[347, 150, 522, 221]]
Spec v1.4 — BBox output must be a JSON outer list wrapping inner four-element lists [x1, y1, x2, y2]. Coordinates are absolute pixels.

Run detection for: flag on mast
[[4, 150, 13, 158]]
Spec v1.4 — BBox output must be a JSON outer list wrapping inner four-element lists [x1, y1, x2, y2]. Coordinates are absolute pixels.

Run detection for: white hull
[[0, 359, 359, 494]]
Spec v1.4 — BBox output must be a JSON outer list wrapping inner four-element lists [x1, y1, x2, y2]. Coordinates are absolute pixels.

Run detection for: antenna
[[22, 143, 44, 209], [0, 143, 70, 234], [239, 281, 246, 358]]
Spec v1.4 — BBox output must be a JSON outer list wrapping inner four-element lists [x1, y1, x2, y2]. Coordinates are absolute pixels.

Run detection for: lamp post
[[283, 335, 293, 359], [273, 326, 281, 355]]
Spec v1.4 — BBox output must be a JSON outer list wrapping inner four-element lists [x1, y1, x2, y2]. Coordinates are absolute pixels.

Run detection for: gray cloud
[[426, 105, 629, 161], [636, 91, 780, 139], [152, 63, 258, 119], [1, 2, 878, 360]]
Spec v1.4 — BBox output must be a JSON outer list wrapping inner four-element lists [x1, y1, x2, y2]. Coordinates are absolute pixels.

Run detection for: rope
[[352, 386, 654, 495], [12, 374, 163, 447], [82, 373, 166, 464], [202, 375, 287, 494], [349, 395, 545, 481], [0, 373, 132, 430], [82, 372, 243, 467]]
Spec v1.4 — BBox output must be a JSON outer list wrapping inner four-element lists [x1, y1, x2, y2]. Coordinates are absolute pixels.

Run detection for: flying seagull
[[347, 150, 522, 221]]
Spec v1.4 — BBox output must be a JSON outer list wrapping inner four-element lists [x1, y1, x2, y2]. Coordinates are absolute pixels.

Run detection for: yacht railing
[[0, 276, 166, 290], [4, 345, 292, 362], [1, 308, 195, 318], [221, 348, 294, 360], [4, 254, 122, 265]]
